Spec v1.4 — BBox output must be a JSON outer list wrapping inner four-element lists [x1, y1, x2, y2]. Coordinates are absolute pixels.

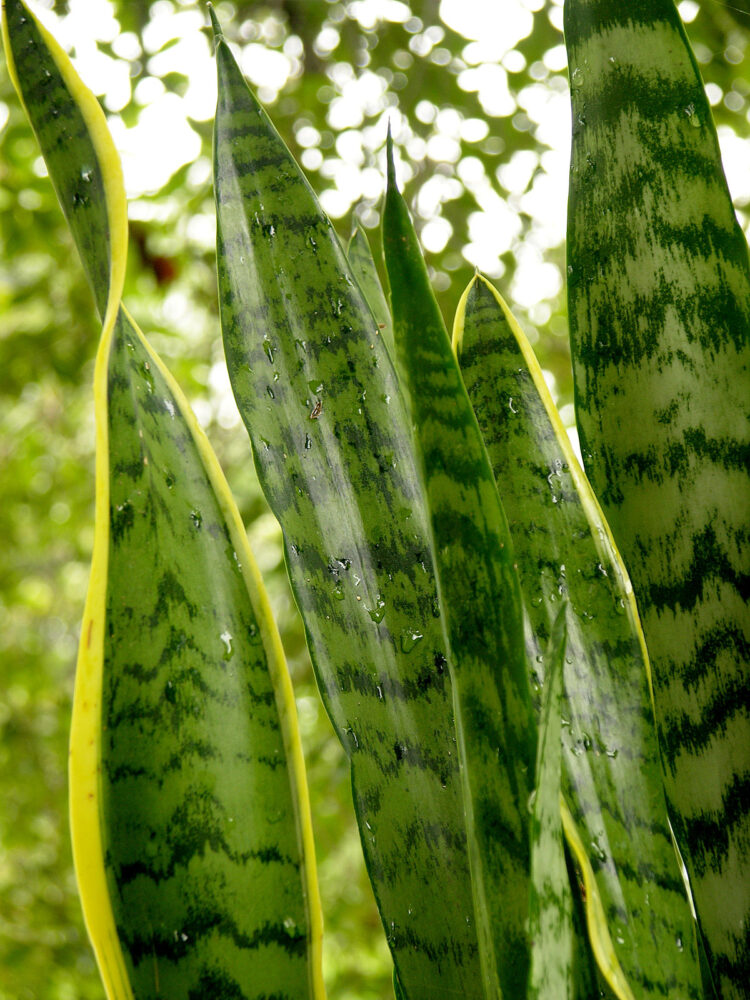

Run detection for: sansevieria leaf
[[210, 11, 484, 996], [455, 274, 704, 1000], [383, 137, 536, 1000], [95, 307, 324, 999], [528, 608, 573, 1000], [565, 2, 750, 995], [1, 0, 125, 329], [346, 225, 393, 351], [3, 3, 324, 997]]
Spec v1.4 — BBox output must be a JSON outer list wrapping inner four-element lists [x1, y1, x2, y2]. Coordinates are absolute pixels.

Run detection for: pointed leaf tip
[[386, 123, 397, 192], [207, 3, 223, 39]]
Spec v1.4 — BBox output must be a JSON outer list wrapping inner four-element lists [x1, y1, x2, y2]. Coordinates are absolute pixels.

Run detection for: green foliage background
[[1, 1, 748, 997]]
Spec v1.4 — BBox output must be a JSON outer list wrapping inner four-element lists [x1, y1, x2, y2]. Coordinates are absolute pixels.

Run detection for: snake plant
[[3, 0, 747, 998]]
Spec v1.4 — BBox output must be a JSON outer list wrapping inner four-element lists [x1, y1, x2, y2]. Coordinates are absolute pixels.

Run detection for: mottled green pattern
[[564, 3, 750, 995], [211, 26, 484, 997], [346, 226, 393, 350], [528, 609, 573, 1000], [457, 276, 703, 998], [383, 149, 535, 1000], [4, 0, 110, 317], [101, 309, 310, 999]]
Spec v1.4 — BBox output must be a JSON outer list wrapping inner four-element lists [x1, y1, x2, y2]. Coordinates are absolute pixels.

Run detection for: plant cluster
[[3, 0, 748, 998]]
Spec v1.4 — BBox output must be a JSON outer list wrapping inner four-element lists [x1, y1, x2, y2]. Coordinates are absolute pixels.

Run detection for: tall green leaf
[[455, 274, 703, 999], [210, 12, 484, 996], [564, 2, 750, 995], [383, 137, 536, 1000], [3, 4, 324, 996]]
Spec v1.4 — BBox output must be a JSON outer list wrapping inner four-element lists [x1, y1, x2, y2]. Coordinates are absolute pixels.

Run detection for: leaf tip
[[386, 120, 398, 193], [207, 2, 223, 41]]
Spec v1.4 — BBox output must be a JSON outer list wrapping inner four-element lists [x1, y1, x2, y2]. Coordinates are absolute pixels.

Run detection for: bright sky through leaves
[[4, 0, 749, 463], [15, 0, 750, 316]]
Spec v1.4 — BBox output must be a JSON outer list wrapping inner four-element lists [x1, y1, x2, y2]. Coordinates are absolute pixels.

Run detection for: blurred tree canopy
[[0, 2, 748, 998]]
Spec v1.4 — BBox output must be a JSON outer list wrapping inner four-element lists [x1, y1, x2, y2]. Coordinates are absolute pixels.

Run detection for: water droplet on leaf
[[400, 629, 423, 654], [684, 102, 701, 127], [591, 836, 607, 863], [220, 631, 234, 661], [367, 596, 386, 623]]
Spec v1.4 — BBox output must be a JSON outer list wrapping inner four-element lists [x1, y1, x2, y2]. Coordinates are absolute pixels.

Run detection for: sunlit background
[[1, 1, 748, 997]]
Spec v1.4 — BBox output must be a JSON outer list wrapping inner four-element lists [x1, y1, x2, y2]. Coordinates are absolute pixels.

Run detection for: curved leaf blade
[[564, 3, 750, 994], [454, 275, 703, 999], [383, 142, 536, 1000], [210, 15, 483, 996]]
